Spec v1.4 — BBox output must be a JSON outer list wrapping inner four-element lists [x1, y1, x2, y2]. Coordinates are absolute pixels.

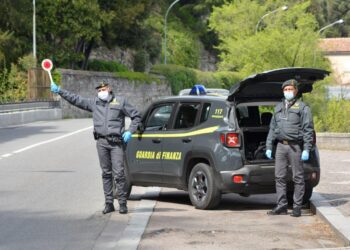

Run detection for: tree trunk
[[81, 39, 95, 70]]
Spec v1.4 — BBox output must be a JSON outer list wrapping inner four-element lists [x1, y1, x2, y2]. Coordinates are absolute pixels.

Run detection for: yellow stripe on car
[[132, 126, 219, 138]]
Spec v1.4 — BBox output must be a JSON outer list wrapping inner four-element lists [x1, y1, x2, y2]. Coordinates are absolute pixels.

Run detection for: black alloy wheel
[[188, 163, 221, 210]]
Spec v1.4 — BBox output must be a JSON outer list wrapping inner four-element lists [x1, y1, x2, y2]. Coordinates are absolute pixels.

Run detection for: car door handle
[[152, 138, 161, 143], [182, 138, 192, 143]]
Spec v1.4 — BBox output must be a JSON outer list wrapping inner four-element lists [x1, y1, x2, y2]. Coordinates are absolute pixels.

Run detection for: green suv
[[125, 68, 329, 209]]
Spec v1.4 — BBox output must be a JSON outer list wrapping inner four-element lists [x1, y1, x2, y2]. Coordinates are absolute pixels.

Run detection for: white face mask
[[98, 91, 109, 101], [283, 91, 294, 101]]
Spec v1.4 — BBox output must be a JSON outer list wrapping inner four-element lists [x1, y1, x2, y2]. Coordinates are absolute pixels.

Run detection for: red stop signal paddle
[[41, 59, 54, 83]]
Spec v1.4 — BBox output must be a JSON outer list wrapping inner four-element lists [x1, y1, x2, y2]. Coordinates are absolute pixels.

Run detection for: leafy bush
[[151, 64, 198, 94], [134, 50, 149, 72], [304, 76, 350, 133], [6, 64, 27, 101], [165, 28, 200, 68], [151, 64, 241, 94], [195, 70, 241, 89], [115, 71, 160, 84], [52, 69, 62, 85], [87, 59, 128, 72], [0, 65, 9, 102], [315, 99, 350, 132], [0, 54, 35, 102]]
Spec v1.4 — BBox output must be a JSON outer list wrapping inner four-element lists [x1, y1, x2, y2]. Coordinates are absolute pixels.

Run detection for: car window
[[236, 106, 260, 127], [174, 103, 200, 129], [228, 107, 237, 127], [145, 104, 174, 131], [200, 103, 211, 123], [236, 105, 274, 127]]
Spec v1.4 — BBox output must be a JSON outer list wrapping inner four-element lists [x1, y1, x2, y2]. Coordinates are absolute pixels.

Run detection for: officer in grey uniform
[[50, 81, 141, 214], [265, 79, 314, 217]]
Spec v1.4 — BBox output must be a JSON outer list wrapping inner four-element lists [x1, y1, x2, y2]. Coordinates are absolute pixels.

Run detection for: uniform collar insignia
[[111, 98, 120, 105]]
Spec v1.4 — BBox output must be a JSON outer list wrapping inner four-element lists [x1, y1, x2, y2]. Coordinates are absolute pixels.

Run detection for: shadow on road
[[140, 189, 279, 211], [0, 209, 111, 250], [316, 192, 350, 207], [0, 124, 66, 144]]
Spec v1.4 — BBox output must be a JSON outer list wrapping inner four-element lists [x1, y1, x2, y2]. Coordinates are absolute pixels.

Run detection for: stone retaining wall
[[59, 69, 171, 118], [316, 132, 350, 151]]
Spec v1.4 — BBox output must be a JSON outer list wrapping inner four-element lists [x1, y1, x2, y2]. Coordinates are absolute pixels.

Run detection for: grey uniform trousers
[[275, 142, 305, 208], [96, 138, 127, 205]]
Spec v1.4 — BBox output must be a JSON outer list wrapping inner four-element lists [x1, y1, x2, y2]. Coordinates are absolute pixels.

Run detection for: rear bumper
[[219, 163, 320, 195]]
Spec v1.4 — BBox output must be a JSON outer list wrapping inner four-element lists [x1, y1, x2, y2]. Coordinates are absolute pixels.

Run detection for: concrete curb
[[311, 192, 350, 246], [114, 187, 161, 250]]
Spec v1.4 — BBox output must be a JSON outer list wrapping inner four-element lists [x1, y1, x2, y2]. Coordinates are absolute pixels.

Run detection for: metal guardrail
[[0, 100, 60, 113]]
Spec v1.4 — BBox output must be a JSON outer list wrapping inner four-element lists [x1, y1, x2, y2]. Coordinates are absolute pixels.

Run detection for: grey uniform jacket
[[59, 89, 141, 136], [266, 99, 314, 152]]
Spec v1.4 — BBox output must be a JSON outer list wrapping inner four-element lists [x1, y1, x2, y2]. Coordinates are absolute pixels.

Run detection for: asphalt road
[[315, 149, 350, 217], [0, 119, 346, 249], [139, 189, 343, 250], [0, 119, 122, 250]]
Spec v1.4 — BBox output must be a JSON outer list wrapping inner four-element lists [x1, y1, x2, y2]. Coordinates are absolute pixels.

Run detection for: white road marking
[[1, 153, 12, 158], [1, 126, 92, 159]]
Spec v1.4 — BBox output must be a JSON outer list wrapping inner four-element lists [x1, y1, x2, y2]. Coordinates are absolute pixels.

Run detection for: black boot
[[119, 203, 128, 214], [290, 207, 301, 217], [102, 203, 115, 214], [267, 206, 288, 215]]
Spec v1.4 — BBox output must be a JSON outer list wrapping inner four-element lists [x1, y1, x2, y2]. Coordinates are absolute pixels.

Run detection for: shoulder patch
[[110, 98, 120, 106], [291, 102, 300, 110]]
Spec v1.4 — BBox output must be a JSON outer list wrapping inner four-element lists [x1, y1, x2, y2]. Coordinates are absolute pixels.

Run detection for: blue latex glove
[[122, 131, 132, 143], [51, 82, 60, 93], [265, 149, 272, 159], [301, 150, 309, 161]]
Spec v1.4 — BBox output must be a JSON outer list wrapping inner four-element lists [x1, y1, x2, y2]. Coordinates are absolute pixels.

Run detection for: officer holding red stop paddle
[[43, 59, 141, 215]]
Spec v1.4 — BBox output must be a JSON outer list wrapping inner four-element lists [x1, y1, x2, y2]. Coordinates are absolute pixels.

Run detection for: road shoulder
[[311, 192, 350, 246]]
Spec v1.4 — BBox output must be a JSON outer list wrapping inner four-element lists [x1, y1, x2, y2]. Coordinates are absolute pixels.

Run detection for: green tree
[[0, 54, 35, 102], [0, 31, 12, 64], [311, 0, 350, 37], [99, 0, 152, 48], [166, 27, 200, 68], [209, 0, 329, 76], [36, 0, 110, 69], [0, 0, 32, 66]]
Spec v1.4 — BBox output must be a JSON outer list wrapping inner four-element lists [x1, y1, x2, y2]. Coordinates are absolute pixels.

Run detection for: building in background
[[319, 38, 350, 99]]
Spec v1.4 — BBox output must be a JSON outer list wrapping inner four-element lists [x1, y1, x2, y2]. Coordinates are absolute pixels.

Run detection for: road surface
[[0, 119, 346, 249]]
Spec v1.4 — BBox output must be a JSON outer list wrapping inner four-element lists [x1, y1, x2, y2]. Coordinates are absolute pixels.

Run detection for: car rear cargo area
[[241, 127, 272, 161], [236, 105, 275, 162]]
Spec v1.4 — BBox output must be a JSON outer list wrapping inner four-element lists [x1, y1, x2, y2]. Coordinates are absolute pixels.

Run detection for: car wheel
[[287, 186, 313, 206], [188, 163, 221, 210]]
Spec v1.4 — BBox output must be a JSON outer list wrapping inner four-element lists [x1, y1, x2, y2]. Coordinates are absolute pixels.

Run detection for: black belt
[[279, 140, 301, 145], [94, 132, 122, 143]]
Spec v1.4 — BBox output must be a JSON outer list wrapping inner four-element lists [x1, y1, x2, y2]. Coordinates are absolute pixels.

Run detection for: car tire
[[188, 163, 221, 210], [287, 186, 313, 206]]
